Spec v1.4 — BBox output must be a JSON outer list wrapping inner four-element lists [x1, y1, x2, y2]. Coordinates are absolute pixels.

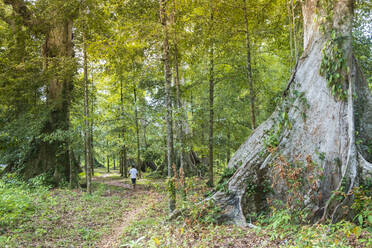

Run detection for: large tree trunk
[[4, 1, 77, 185], [211, 0, 372, 226], [24, 22, 74, 184]]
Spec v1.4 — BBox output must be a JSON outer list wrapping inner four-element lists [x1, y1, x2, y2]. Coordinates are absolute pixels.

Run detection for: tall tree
[[3, 0, 78, 184], [134, 86, 141, 172], [207, 0, 215, 187], [211, 0, 372, 225], [120, 79, 128, 178], [83, 31, 92, 194], [160, 0, 176, 213], [243, 0, 256, 130]]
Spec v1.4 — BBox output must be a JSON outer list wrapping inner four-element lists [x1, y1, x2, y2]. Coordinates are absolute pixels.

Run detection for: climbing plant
[[318, 0, 348, 101]]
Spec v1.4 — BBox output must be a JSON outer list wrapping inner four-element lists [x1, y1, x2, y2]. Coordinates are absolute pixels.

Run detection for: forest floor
[[1, 168, 371, 247]]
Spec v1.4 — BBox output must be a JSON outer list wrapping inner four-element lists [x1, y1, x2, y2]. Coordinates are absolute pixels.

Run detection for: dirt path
[[94, 175, 161, 248]]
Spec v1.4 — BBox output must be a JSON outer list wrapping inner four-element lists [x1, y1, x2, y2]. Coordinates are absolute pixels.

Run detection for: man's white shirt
[[129, 168, 138, 179]]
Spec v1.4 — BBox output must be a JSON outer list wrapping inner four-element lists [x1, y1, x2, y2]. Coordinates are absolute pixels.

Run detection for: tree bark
[[211, 0, 372, 226], [172, 0, 186, 178], [90, 75, 94, 176], [227, 129, 231, 164], [207, 1, 215, 188], [107, 140, 110, 173], [291, 0, 298, 61], [134, 87, 141, 172], [83, 33, 92, 194], [160, 0, 176, 213], [287, 0, 295, 66], [120, 80, 128, 178]]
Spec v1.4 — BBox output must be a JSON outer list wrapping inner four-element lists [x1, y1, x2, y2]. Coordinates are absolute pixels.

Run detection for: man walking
[[129, 165, 138, 189]]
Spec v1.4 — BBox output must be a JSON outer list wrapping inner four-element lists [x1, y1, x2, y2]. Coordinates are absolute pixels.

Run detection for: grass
[[1, 169, 371, 248], [0, 176, 131, 247]]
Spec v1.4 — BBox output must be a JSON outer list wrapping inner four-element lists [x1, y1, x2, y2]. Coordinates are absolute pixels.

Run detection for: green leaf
[[358, 215, 363, 225], [368, 215, 372, 225]]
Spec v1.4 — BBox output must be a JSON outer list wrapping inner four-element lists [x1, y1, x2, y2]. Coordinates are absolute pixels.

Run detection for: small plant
[[351, 181, 372, 231], [184, 199, 222, 226], [213, 167, 237, 193]]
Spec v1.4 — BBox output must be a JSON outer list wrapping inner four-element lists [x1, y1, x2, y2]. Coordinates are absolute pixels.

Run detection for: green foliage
[[320, 33, 348, 101], [291, 221, 372, 248], [213, 167, 237, 193], [352, 179, 372, 231], [166, 177, 176, 202], [264, 88, 309, 152], [0, 177, 51, 231], [353, 0, 372, 89]]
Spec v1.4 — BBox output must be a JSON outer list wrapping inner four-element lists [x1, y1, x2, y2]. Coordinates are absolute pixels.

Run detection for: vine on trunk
[[318, 0, 348, 101]]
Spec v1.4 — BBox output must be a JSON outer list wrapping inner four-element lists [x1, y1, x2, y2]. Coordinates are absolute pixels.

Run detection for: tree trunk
[[68, 147, 79, 188], [207, 2, 215, 188], [83, 33, 92, 194], [113, 157, 116, 170], [119, 152, 123, 176], [227, 129, 231, 164], [120, 80, 128, 178], [4, 1, 76, 185], [287, 0, 295, 66], [134, 87, 141, 172], [160, 0, 176, 213], [208, 48, 215, 187], [243, 0, 256, 130], [172, 0, 186, 178], [211, 0, 372, 226], [124, 146, 128, 177], [90, 77, 94, 177]]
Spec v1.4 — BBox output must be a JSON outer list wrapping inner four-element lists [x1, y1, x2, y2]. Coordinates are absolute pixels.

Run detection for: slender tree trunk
[[123, 147, 128, 177], [172, 0, 186, 197], [160, 0, 176, 213], [287, 0, 294, 66], [83, 33, 92, 194], [113, 157, 116, 170], [69, 148, 79, 188], [207, 2, 215, 187], [120, 80, 128, 178], [226, 129, 231, 164], [172, 0, 185, 176], [68, 145, 74, 187], [107, 140, 110, 173], [143, 125, 148, 148], [119, 148, 123, 176], [243, 0, 256, 130], [90, 73, 94, 176], [208, 47, 215, 187], [291, 0, 298, 61], [134, 87, 141, 172]]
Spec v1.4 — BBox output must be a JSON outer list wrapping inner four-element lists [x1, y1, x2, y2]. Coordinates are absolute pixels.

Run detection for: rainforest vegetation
[[0, 0, 371, 247]]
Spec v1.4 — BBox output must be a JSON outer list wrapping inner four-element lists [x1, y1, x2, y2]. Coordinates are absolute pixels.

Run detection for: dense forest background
[[0, 0, 371, 247], [0, 0, 370, 183]]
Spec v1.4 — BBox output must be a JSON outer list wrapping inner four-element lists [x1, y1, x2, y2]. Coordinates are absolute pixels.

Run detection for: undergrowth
[[0, 175, 131, 247]]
